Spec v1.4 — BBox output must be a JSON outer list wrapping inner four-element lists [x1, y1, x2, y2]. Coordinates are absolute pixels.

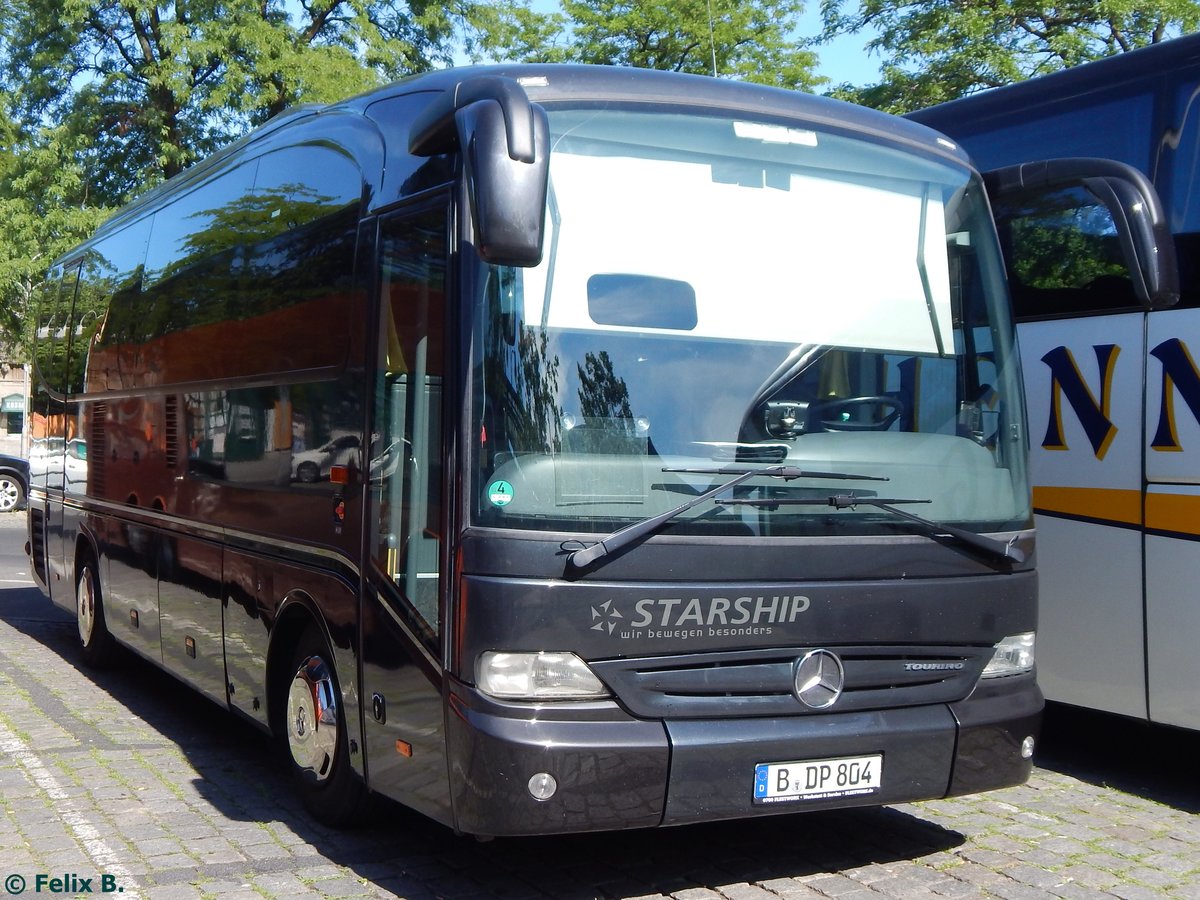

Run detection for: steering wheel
[[813, 396, 904, 431]]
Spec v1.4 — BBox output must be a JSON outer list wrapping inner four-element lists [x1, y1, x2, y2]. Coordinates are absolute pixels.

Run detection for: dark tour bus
[[28, 64, 1082, 836]]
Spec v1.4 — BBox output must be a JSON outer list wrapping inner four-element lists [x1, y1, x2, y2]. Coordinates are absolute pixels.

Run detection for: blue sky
[[507, 0, 883, 89], [796, 5, 882, 87]]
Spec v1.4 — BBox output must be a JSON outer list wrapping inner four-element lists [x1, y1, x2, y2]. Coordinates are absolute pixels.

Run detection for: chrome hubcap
[[286, 655, 339, 781], [0, 479, 18, 511], [77, 568, 96, 645]]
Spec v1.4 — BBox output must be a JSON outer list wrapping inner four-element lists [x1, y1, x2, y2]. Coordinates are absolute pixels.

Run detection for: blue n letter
[[1041, 344, 1120, 459], [1150, 338, 1200, 451]]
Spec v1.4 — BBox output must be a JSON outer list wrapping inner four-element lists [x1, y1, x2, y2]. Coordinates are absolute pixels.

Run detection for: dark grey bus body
[[29, 65, 1041, 836]]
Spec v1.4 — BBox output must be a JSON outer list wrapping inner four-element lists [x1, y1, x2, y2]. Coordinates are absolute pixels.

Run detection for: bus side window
[[30, 266, 76, 493], [141, 164, 258, 383], [32, 266, 75, 400], [370, 201, 448, 648], [993, 186, 1140, 321], [88, 218, 152, 392], [240, 146, 362, 374], [1166, 73, 1200, 307]]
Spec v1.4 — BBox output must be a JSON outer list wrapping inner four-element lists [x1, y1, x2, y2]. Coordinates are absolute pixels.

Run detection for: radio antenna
[[708, 0, 718, 76]]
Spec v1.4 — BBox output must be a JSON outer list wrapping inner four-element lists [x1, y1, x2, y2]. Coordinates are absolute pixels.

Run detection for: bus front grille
[[590, 645, 994, 719]]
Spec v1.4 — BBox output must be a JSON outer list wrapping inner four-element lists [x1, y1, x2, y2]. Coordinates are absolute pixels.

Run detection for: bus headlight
[[476, 651, 610, 699], [981, 632, 1035, 678]]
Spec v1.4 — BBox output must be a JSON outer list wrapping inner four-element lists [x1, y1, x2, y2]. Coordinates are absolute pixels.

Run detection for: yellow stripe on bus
[[1145, 492, 1200, 537], [1031, 486, 1143, 526]]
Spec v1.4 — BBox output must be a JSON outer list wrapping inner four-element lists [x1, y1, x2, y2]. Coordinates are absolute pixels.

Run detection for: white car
[[0, 453, 29, 512], [291, 434, 361, 483]]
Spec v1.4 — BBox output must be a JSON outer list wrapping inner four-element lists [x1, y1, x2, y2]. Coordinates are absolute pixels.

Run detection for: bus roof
[[909, 33, 1200, 131], [62, 64, 972, 266], [355, 63, 968, 162]]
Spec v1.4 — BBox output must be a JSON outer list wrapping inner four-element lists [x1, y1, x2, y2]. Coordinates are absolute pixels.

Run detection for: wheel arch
[[72, 522, 119, 666], [268, 588, 371, 824], [266, 590, 331, 738], [73, 524, 103, 584]]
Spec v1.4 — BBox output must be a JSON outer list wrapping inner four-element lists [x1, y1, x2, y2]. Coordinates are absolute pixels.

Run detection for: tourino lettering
[[903, 662, 965, 671], [631, 595, 810, 628]]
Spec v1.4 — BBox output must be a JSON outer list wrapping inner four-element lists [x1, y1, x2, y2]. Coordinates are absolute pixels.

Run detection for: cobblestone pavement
[[1, 514, 1197, 900]]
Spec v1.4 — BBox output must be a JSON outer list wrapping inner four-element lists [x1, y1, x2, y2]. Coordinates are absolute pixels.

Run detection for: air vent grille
[[590, 645, 993, 719]]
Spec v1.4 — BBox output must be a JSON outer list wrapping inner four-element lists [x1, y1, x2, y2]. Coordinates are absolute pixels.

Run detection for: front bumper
[[444, 674, 1042, 836]]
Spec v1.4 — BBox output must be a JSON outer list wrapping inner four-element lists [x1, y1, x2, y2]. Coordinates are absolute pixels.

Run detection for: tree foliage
[[0, 120, 109, 354], [0, 0, 517, 350], [820, 0, 1200, 112], [477, 0, 823, 92], [0, 0, 515, 205]]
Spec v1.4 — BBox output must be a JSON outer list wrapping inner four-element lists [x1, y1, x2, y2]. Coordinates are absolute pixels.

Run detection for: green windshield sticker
[[487, 480, 515, 507]]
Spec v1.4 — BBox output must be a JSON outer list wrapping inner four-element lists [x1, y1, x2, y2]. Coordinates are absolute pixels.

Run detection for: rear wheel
[[281, 623, 368, 825], [77, 558, 118, 667]]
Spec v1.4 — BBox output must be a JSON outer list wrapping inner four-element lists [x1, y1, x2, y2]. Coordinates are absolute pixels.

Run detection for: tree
[[0, 122, 109, 354], [477, 0, 824, 92], [0, 0, 525, 206], [820, 0, 1200, 112], [577, 351, 632, 421]]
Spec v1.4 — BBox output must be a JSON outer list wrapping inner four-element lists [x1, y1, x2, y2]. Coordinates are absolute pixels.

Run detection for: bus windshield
[[470, 107, 1030, 536]]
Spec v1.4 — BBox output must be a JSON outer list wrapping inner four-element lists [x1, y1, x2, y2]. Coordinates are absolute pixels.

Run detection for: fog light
[[1020, 736, 1035, 759], [528, 772, 557, 801]]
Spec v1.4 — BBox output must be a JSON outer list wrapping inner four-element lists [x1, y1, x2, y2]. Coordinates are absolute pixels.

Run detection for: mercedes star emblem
[[793, 649, 845, 709]]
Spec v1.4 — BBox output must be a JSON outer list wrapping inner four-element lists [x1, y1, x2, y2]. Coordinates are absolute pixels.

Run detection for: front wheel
[[281, 623, 368, 825], [77, 559, 118, 667]]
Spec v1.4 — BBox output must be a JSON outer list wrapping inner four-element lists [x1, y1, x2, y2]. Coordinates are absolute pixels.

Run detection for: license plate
[[753, 754, 883, 803]]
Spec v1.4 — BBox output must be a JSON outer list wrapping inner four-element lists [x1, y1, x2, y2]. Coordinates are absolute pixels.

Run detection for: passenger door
[[360, 202, 453, 822], [986, 159, 1176, 720], [1142, 308, 1200, 728]]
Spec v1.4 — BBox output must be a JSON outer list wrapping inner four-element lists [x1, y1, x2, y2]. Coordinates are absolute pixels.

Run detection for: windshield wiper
[[564, 466, 888, 571], [718, 494, 1025, 565]]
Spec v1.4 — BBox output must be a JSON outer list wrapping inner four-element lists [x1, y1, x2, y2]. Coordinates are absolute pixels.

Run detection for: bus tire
[[76, 557, 118, 667], [281, 623, 368, 826]]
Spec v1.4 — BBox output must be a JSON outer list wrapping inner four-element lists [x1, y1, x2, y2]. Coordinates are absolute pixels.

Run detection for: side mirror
[[410, 76, 550, 267], [985, 158, 1178, 309]]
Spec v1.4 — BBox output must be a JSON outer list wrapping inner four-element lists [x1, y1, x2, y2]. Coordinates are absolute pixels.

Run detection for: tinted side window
[[33, 266, 74, 399], [139, 165, 259, 384], [184, 382, 361, 491], [365, 92, 453, 202], [227, 145, 363, 375], [1166, 71, 1200, 234], [143, 164, 258, 293], [1166, 71, 1200, 307], [88, 217, 153, 392], [30, 266, 77, 492], [86, 148, 363, 393], [994, 185, 1139, 320]]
